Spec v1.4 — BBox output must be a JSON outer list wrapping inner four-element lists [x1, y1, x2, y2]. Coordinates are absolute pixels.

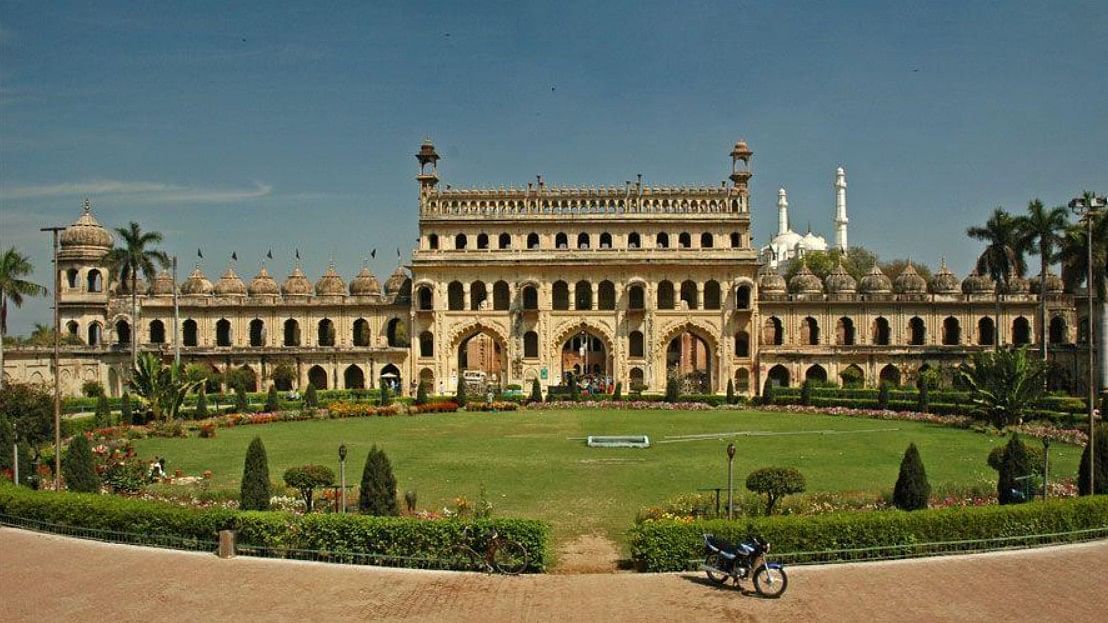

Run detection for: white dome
[[798, 231, 828, 252], [767, 230, 803, 261]]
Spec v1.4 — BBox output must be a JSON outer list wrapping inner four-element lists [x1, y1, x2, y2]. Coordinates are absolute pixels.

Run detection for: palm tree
[[0, 247, 48, 389], [967, 207, 1026, 350], [1059, 192, 1107, 393], [1016, 199, 1069, 360], [102, 223, 170, 376]]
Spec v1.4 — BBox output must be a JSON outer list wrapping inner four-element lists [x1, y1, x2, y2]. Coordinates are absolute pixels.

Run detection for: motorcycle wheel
[[752, 565, 788, 598], [704, 553, 729, 585]]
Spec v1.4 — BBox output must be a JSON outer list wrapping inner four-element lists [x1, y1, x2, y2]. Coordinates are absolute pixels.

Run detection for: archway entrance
[[307, 365, 328, 390], [666, 330, 713, 393], [457, 329, 506, 393], [344, 365, 365, 390], [766, 364, 790, 389], [379, 363, 402, 394], [561, 330, 610, 388]]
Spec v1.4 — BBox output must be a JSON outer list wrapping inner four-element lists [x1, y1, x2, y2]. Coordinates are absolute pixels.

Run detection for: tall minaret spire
[[834, 166, 848, 251], [777, 187, 790, 236]]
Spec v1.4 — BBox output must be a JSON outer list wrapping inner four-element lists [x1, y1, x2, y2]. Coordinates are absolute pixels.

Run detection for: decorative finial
[[83, 197, 92, 213]]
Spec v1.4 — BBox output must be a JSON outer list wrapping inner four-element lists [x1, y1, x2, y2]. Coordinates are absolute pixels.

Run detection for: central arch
[[452, 322, 509, 393], [660, 322, 717, 393]]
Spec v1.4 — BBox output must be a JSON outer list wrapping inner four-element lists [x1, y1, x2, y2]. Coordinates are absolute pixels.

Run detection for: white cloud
[[1, 179, 272, 203]]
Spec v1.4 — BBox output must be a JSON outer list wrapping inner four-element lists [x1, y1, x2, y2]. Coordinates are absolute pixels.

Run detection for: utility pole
[[173, 256, 180, 366], [1070, 193, 1106, 495], [41, 225, 65, 489]]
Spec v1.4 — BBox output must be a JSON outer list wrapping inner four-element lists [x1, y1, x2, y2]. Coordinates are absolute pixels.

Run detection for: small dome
[[788, 264, 824, 294], [758, 268, 786, 294], [962, 270, 995, 295], [180, 265, 213, 295], [893, 263, 927, 294], [825, 262, 857, 294], [349, 265, 381, 296], [1030, 271, 1064, 295], [60, 200, 114, 250], [282, 266, 313, 296], [860, 265, 892, 294], [384, 266, 411, 296], [315, 263, 346, 296], [149, 270, 175, 296], [248, 266, 279, 296], [213, 266, 247, 296], [930, 259, 961, 295], [117, 275, 147, 295], [1005, 272, 1030, 294]]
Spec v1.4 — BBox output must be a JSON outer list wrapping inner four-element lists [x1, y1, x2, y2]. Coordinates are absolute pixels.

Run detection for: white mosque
[[759, 167, 849, 270]]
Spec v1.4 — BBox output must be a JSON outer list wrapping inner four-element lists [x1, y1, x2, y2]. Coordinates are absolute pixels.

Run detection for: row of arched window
[[430, 281, 754, 312], [65, 268, 105, 293], [96, 317, 409, 348], [429, 231, 744, 251], [758, 315, 1067, 347]]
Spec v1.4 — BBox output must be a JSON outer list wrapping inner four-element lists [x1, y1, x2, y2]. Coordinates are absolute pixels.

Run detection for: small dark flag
[[231, 251, 238, 261], [371, 249, 376, 259], [266, 249, 273, 260], [295, 248, 300, 260], [396, 247, 400, 257], [197, 248, 203, 259]]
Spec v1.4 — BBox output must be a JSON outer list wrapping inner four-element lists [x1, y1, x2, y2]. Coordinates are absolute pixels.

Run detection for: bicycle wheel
[[491, 539, 529, 575], [446, 544, 484, 572]]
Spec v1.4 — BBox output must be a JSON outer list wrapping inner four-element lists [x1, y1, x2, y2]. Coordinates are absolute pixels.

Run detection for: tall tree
[[1016, 199, 1069, 360], [102, 223, 170, 376], [967, 207, 1026, 349], [0, 247, 48, 390]]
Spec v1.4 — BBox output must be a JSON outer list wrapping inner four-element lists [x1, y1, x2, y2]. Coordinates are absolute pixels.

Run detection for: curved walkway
[[2, 528, 1106, 622]]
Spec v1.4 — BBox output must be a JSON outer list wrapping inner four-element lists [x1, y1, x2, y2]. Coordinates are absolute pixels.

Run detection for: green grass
[[132, 409, 1082, 544]]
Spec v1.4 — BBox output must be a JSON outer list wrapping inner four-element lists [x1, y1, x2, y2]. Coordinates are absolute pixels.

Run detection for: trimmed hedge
[[628, 495, 1108, 571], [0, 483, 550, 572]]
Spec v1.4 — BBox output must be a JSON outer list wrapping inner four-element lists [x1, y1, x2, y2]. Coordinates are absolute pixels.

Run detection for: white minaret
[[834, 166, 848, 251], [777, 187, 790, 236]]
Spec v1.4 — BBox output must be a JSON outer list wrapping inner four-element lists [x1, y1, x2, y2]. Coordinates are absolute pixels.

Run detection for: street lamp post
[[1042, 437, 1051, 500], [726, 442, 737, 520], [338, 443, 347, 513], [1069, 192, 1106, 495], [172, 256, 180, 367], [40, 225, 65, 490]]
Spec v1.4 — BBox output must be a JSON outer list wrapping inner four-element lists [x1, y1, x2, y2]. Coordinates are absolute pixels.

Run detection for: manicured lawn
[[133, 409, 1082, 543]]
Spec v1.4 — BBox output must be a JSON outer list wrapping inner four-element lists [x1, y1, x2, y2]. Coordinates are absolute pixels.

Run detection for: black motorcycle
[[701, 534, 788, 598]]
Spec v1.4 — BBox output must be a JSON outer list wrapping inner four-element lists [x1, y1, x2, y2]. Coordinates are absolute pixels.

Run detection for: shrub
[[378, 384, 392, 407], [613, 382, 622, 401], [359, 445, 398, 516], [800, 380, 812, 406], [664, 378, 679, 403], [893, 443, 930, 511], [265, 386, 280, 412], [455, 379, 467, 407], [762, 379, 775, 405], [93, 394, 111, 429], [998, 433, 1032, 505], [62, 434, 99, 493], [404, 489, 418, 513], [530, 379, 542, 402], [193, 389, 206, 420], [283, 465, 335, 512], [987, 439, 1045, 473], [917, 382, 930, 413], [959, 347, 1048, 429], [234, 385, 248, 414], [240, 436, 271, 511], [1077, 424, 1108, 496], [303, 383, 317, 408], [726, 379, 735, 405], [877, 383, 890, 410], [270, 363, 296, 391], [745, 467, 806, 515], [840, 366, 864, 389], [82, 380, 105, 398], [415, 381, 428, 406]]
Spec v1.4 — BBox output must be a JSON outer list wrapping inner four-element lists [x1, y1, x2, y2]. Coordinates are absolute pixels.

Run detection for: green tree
[[762, 378, 775, 405], [892, 443, 931, 510], [997, 433, 1032, 505], [414, 380, 428, 406], [745, 467, 806, 515], [878, 259, 934, 285], [240, 436, 271, 511], [877, 383, 891, 409], [0, 382, 53, 464], [62, 434, 100, 493], [612, 382, 622, 401], [0, 247, 48, 390], [193, 389, 206, 420], [130, 352, 202, 421], [726, 379, 735, 405], [530, 378, 542, 402], [283, 464, 335, 512], [359, 445, 399, 516], [378, 383, 392, 406], [121, 390, 136, 425], [265, 385, 280, 412], [664, 377, 679, 403], [958, 347, 1047, 429], [233, 385, 248, 413], [270, 363, 297, 391], [967, 207, 1026, 349], [304, 383, 318, 408], [94, 394, 111, 429], [784, 246, 880, 282], [1016, 199, 1069, 360], [1077, 424, 1108, 496], [102, 223, 170, 374], [455, 378, 467, 407], [916, 382, 930, 413], [800, 380, 812, 406], [82, 381, 105, 398]]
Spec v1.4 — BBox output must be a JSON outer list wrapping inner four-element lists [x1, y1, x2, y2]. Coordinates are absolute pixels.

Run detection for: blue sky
[[2, 1, 1106, 334]]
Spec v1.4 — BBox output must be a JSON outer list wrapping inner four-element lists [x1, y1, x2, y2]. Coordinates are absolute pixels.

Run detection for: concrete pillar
[[218, 530, 236, 558]]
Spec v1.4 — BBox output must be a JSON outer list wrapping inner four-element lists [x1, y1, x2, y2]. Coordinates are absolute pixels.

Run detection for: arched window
[[455, 233, 467, 250], [735, 368, 750, 392], [978, 317, 996, 345], [1012, 317, 1031, 345], [805, 365, 828, 384], [523, 331, 539, 358], [577, 232, 590, 249], [552, 281, 570, 310], [700, 232, 713, 248], [498, 232, 511, 249], [767, 364, 789, 388], [448, 281, 464, 311], [736, 284, 752, 310], [678, 232, 691, 248], [353, 318, 370, 347], [317, 318, 335, 347], [628, 284, 645, 310], [493, 281, 510, 310], [216, 319, 232, 347], [522, 285, 539, 310], [703, 280, 721, 310], [656, 232, 670, 249], [679, 280, 698, 309], [149, 320, 165, 344], [599, 232, 612, 249], [344, 365, 365, 390], [657, 280, 675, 309], [908, 317, 926, 345], [527, 232, 540, 249], [734, 331, 750, 357], [942, 316, 961, 345], [386, 318, 408, 347], [800, 316, 819, 345], [872, 317, 891, 345], [555, 232, 568, 249], [574, 280, 592, 310], [248, 319, 265, 347], [763, 317, 784, 345], [66, 269, 78, 289], [619, 330, 639, 358], [476, 233, 489, 249], [729, 232, 740, 248], [428, 234, 439, 250], [598, 281, 616, 310], [470, 281, 487, 310], [419, 331, 434, 357], [283, 319, 300, 346], [418, 286, 433, 310], [879, 364, 901, 387], [836, 317, 855, 345], [629, 367, 645, 389], [66, 320, 79, 338], [88, 323, 102, 346], [307, 365, 328, 390], [87, 269, 103, 293], [628, 232, 641, 249], [1049, 316, 1068, 344], [183, 319, 198, 346], [115, 319, 131, 345]]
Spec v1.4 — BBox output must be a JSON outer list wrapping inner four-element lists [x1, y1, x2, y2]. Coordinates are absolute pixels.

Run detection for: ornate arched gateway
[[659, 322, 718, 393], [450, 322, 510, 392], [551, 321, 615, 387]]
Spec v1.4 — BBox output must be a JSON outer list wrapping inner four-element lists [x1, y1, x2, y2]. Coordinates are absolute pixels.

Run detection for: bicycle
[[446, 527, 530, 575]]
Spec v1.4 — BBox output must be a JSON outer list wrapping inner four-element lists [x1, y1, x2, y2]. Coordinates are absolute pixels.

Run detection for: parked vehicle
[[701, 534, 788, 598]]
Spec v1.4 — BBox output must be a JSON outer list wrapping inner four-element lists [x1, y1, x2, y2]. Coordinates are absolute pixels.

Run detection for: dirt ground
[[2, 528, 1106, 622]]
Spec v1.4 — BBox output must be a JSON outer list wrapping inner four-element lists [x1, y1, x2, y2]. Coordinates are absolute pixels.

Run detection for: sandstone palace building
[[3, 140, 1094, 398]]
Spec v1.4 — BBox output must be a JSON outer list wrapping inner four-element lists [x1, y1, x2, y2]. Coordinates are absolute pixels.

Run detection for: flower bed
[[464, 401, 519, 412], [529, 400, 713, 411], [410, 401, 459, 414], [325, 401, 402, 418]]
